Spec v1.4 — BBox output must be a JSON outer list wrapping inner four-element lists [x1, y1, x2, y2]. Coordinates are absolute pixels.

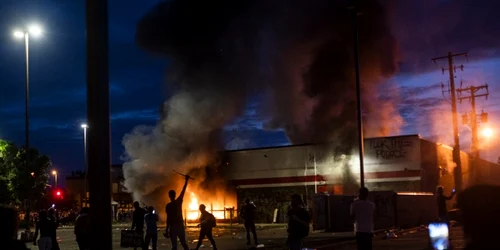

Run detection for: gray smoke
[[123, 0, 400, 202]]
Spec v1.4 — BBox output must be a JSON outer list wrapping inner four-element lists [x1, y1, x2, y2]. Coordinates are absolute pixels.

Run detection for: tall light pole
[[52, 170, 58, 188], [81, 123, 89, 206], [13, 23, 42, 231], [347, 3, 365, 187]]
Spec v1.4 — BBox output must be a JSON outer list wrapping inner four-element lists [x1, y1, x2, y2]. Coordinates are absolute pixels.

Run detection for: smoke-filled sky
[[0, 0, 500, 185]]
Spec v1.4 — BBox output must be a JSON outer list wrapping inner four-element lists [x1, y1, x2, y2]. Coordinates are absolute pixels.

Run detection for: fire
[[185, 192, 236, 221]]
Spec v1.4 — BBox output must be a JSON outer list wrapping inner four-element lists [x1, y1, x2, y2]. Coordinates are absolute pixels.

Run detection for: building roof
[[225, 134, 422, 153]]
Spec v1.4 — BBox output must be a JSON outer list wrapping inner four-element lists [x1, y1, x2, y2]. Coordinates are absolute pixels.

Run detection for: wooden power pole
[[457, 84, 489, 158], [431, 52, 467, 191]]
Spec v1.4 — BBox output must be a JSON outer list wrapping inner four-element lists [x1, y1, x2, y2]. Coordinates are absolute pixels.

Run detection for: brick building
[[223, 134, 500, 222]]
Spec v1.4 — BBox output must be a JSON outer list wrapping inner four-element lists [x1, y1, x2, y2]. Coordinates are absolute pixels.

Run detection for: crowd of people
[[129, 175, 312, 250], [7, 178, 495, 250]]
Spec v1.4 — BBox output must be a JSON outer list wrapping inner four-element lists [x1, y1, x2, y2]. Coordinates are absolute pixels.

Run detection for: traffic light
[[53, 189, 64, 200]]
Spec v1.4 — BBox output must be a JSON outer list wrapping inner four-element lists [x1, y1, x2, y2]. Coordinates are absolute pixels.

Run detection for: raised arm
[[178, 175, 190, 201]]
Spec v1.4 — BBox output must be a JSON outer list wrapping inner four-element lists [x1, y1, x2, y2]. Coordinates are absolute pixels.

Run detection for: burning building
[[222, 134, 500, 222]]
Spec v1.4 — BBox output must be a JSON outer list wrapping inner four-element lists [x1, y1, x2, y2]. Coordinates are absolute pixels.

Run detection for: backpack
[[208, 213, 217, 228]]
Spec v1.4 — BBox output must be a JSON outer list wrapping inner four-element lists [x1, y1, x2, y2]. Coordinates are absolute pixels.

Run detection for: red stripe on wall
[[364, 170, 420, 179], [232, 175, 326, 186], [232, 170, 421, 186]]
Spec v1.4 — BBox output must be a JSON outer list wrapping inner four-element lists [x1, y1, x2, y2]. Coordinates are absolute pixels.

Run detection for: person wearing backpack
[[286, 194, 310, 250], [144, 206, 159, 250], [194, 204, 218, 250]]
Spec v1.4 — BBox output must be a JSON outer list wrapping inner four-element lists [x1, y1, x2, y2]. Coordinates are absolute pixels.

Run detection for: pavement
[[21, 223, 466, 249], [313, 226, 466, 250]]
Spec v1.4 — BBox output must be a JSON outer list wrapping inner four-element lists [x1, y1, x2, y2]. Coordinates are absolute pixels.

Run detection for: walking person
[[240, 198, 258, 245], [286, 194, 310, 250], [194, 204, 218, 250], [165, 175, 191, 250], [48, 208, 60, 250], [33, 210, 55, 250], [74, 207, 90, 250], [132, 201, 147, 250], [144, 206, 159, 250], [436, 186, 456, 224], [350, 187, 376, 250]]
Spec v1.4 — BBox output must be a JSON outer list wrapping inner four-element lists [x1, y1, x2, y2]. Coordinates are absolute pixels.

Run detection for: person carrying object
[[165, 174, 191, 250]]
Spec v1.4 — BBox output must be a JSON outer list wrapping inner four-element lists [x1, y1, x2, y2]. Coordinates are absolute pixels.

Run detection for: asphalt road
[[25, 225, 293, 250], [318, 226, 466, 250], [23, 224, 466, 250]]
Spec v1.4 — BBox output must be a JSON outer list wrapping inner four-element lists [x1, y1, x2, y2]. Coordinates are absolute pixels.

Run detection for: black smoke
[[123, 0, 400, 201]]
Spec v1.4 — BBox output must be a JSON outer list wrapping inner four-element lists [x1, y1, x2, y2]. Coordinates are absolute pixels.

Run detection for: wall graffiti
[[369, 137, 413, 160]]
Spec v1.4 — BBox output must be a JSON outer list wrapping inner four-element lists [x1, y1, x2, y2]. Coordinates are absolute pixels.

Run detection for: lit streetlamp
[[13, 24, 43, 162], [81, 124, 89, 202], [481, 127, 493, 138], [13, 23, 43, 231], [52, 170, 58, 188]]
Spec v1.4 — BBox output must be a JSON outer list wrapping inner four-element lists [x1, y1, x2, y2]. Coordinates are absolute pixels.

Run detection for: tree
[[15, 147, 51, 207], [0, 139, 51, 206], [0, 140, 18, 204]]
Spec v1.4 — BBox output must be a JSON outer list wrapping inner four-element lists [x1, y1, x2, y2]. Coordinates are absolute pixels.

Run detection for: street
[[25, 224, 295, 250], [23, 224, 466, 250], [317, 226, 466, 250]]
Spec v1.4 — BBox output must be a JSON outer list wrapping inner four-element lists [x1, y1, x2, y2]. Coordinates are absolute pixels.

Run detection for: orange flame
[[185, 191, 236, 221]]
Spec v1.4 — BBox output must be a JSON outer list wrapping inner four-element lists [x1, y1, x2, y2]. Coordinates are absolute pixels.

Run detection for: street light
[[481, 127, 493, 138], [13, 24, 43, 168], [81, 124, 89, 202], [52, 170, 58, 188], [13, 23, 43, 231]]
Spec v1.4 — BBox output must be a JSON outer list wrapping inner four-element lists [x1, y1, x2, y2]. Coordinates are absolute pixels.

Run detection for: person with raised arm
[[165, 174, 191, 250]]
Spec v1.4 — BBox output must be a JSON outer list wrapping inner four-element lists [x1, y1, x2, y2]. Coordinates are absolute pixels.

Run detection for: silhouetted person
[[0, 205, 29, 250], [240, 198, 258, 245], [47, 208, 59, 250], [144, 206, 159, 250], [350, 187, 375, 250], [286, 194, 310, 250], [165, 175, 191, 250], [436, 186, 456, 223], [34, 210, 56, 250], [132, 201, 146, 250], [458, 185, 500, 250], [74, 207, 90, 250], [194, 204, 217, 250]]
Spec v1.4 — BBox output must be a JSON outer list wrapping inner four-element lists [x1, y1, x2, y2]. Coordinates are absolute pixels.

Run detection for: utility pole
[[347, 2, 365, 188], [457, 84, 489, 158], [431, 52, 467, 191], [86, 0, 112, 248]]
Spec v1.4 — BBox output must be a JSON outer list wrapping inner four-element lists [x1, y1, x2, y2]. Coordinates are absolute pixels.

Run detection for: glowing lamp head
[[481, 128, 493, 138], [28, 25, 42, 37], [81, 124, 88, 129], [13, 31, 24, 39], [52, 170, 57, 175]]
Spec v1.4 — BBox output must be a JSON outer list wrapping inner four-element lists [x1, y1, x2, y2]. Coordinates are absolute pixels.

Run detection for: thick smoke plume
[[123, 0, 400, 203]]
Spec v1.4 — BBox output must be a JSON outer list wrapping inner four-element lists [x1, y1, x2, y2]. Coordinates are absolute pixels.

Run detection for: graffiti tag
[[370, 138, 413, 160]]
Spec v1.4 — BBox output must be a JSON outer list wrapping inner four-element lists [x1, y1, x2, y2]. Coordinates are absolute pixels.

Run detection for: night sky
[[0, 0, 499, 182]]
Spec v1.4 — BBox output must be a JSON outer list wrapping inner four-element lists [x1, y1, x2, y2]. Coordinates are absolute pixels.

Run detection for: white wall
[[226, 135, 422, 186]]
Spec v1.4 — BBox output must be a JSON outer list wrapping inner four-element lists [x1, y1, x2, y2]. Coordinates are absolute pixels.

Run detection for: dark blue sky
[[0, 0, 499, 180]]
